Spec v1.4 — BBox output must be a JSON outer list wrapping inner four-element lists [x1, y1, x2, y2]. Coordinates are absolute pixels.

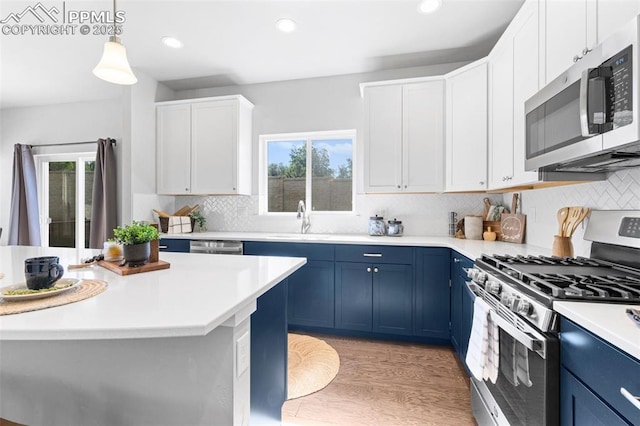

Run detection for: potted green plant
[[112, 221, 160, 266], [189, 210, 207, 232]]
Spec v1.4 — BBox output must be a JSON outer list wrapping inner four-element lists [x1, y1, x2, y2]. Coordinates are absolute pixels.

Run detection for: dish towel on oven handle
[[465, 296, 491, 381], [484, 311, 499, 384]]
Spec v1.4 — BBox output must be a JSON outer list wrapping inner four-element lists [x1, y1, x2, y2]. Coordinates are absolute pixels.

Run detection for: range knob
[[486, 280, 502, 295], [501, 293, 515, 310], [517, 300, 533, 316]]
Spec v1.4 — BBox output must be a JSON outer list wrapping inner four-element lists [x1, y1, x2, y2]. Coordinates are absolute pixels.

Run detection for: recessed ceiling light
[[276, 18, 297, 33], [417, 0, 442, 14], [161, 36, 184, 49]]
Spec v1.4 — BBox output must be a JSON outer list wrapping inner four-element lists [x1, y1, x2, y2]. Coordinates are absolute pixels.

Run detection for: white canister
[[464, 216, 483, 240], [103, 241, 124, 261]]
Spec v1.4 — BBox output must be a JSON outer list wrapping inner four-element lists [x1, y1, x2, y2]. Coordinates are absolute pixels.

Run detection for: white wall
[[0, 99, 122, 245], [121, 71, 175, 225]]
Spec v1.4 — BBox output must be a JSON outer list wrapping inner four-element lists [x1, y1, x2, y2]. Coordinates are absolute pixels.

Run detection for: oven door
[[468, 283, 560, 426]]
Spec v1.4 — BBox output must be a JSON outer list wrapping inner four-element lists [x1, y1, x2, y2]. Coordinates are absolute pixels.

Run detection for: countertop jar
[[387, 218, 404, 236], [368, 216, 386, 236]]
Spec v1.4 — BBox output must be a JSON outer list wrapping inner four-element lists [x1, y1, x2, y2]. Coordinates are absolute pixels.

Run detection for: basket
[[159, 216, 195, 233]]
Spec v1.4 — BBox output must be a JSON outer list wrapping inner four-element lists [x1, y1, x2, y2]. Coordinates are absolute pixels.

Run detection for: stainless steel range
[[466, 210, 640, 426]]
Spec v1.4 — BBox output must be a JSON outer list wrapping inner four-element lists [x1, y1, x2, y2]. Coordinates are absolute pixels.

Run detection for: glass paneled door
[[36, 154, 95, 248]]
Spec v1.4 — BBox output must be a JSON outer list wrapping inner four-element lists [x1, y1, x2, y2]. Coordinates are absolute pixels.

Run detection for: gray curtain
[[9, 144, 41, 246], [89, 138, 117, 249]]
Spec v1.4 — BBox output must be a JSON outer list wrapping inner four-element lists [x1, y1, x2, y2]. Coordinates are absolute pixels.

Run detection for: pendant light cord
[[113, 0, 117, 38]]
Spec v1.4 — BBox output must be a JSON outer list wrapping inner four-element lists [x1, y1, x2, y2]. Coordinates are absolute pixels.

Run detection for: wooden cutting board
[[98, 260, 170, 276], [499, 193, 526, 244]]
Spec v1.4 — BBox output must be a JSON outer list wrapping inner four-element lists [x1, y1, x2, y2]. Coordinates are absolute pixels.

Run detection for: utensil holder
[[552, 235, 573, 257]]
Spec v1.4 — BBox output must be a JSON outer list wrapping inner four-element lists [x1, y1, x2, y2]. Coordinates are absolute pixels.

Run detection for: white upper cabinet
[[362, 79, 445, 193], [445, 61, 488, 192], [156, 96, 253, 195], [597, 0, 640, 42], [542, 0, 597, 84], [542, 0, 640, 85], [157, 104, 191, 195], [511, 1, 541, 186], [488, 36, 514, 189], [402, 81, 445, 192]]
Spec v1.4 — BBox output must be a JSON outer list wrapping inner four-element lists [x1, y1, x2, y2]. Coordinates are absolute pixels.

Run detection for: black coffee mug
[[25, 256, 65, 290]]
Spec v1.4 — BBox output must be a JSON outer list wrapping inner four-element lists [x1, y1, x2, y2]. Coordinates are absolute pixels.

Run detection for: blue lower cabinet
[[288, 260, 334, 328], [414, 248, 450, 339], [450, 252, 473, 366], [244, 241, 335, 330], [460, 277, 475, 363], [560, 367, 628, 426], [158, 238, 190, 253], [250, 279, 288, 424], [335, 261, 413, 335], [373, 263, 413, 336], [335, 262, 373, 332], [560, 318, 640, 425]]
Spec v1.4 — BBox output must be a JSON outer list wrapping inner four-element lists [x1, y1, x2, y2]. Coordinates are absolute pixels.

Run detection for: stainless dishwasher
[[189, 240, 244, 255]]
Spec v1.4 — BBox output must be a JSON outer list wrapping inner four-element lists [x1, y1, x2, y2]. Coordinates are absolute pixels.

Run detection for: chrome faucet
[[297, 200, 311, 234]]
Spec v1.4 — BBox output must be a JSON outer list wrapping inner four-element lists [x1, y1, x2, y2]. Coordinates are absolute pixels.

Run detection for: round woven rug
[[287, 333, 340, 400]]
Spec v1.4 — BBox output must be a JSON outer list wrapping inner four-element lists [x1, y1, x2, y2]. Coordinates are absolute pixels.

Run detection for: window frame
[[259, 129, 356, 215], [35, 152, 96, 248]]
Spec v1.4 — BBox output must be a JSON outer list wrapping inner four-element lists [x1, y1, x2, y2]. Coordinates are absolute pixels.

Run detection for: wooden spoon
[[567, 208, 591, 237], [557, 207, 569, 236], [564, 207, 583, 237]]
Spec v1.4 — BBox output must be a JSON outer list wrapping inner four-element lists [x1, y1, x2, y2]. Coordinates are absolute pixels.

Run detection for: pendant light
[[92, 0, 137, 85]]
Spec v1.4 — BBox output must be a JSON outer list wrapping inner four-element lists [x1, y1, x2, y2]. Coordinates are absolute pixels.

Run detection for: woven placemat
[[0, 279, 107, 316]]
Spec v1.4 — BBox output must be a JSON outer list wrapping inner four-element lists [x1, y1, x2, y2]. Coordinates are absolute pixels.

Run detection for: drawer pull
[[159, 246, 168, 249], [621, 387, 640, 411], [363, 253, 382, 258]]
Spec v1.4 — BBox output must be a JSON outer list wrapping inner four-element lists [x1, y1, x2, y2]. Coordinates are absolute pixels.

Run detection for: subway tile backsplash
[[504, 167, 640, 257], [176, 167, 640, 257], [179, 193, 503, 237]]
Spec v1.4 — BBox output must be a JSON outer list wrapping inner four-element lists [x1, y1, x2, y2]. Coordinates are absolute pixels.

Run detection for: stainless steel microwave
[[525, 15, 640, 173]]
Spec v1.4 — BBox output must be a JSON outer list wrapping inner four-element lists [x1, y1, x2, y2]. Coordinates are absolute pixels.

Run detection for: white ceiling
[[0, 0, 524, 109]]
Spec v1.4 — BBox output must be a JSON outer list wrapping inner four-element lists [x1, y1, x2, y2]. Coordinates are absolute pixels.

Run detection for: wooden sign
[[499, 214, 526, 243], [499, 193, 526, 244]]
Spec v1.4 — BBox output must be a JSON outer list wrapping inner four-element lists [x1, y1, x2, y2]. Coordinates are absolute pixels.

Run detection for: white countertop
[[555, 301, 640, 361], [0, 246, 306, 341], [161, 231, 552, 260]]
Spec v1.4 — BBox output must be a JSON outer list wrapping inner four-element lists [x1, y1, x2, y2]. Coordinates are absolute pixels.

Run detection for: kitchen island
[[0, 246, 306, 426]]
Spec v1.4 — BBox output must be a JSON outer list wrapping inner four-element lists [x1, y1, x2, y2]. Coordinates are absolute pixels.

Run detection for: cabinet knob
[[454, 258, 461, 263], [582, 47, 592, 56], [479, 181, 485, 186], [573, 54, 582, 63], [404, 185, 407, 189], [373, 267, 379, 273], [397, 185, 401, 189], [232, 187, 236, 191], [367, 267, 372, 273], [185, 188, 189, 192]]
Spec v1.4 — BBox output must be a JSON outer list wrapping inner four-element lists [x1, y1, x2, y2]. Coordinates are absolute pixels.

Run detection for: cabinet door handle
[[454, 258, 461, 263], [373, 267, 379, 273], [621, 387, 640, 411], [479, 181, 485, 186], [363, 253, 382, 258], [367, 267, 372, 273], [582, 47, 592, 56], [573, 54, 582, 62], [159, 246, 168, 249]]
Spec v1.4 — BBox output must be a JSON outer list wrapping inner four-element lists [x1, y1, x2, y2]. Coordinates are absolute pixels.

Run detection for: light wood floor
[[283, 334, 476, 426]]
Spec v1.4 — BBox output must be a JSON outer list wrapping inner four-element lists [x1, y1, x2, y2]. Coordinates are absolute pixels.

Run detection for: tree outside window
[[263, 131, 354, 213]]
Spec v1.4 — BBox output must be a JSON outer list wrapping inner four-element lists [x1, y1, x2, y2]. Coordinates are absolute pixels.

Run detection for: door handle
[[363, 253, 382, 258], [620, 388, 640, 411]]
